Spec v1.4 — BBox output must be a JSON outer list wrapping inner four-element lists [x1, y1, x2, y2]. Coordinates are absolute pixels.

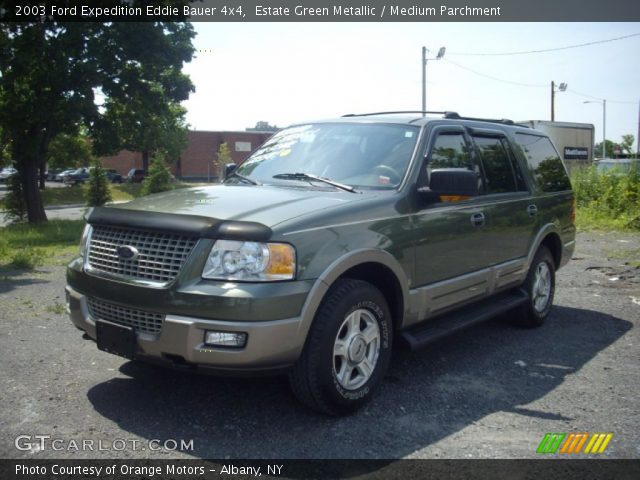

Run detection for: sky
[[183, 22, 640, 149]]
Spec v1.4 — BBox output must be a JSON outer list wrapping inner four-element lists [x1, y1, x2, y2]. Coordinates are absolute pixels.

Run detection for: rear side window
[[514, 133, 571, 192]]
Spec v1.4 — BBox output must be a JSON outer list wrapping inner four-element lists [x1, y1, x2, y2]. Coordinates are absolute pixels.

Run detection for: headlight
[[202, 240, 296, 281], [79, 224, 93, 258]]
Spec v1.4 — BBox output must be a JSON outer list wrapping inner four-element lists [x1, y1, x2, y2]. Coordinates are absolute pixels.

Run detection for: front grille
[[87, 297, 164, 334], [87, 225, 198, 284]]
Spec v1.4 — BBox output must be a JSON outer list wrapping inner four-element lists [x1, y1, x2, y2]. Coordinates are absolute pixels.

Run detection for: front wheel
[[289, 279, 393, 415], [512, 246, 556, 328]]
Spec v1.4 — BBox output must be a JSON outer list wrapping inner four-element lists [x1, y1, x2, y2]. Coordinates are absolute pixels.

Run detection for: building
[[100, 130, 274, 181]]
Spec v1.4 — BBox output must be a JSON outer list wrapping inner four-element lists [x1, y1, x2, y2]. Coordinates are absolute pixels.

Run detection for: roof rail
[[340, 111, 519, 126], [342, 110, 459, 118], [443, 112, 515, 125]]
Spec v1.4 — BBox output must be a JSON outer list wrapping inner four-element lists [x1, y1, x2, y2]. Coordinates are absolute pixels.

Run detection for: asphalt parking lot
[[0, 231, 638, 460]]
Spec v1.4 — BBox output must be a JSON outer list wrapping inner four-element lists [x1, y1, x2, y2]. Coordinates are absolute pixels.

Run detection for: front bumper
[[66, 261, 317, 373]]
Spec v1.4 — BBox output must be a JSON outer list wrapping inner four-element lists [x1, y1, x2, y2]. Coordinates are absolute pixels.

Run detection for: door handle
[[527, 204, 538, 217], [470, 212, 485, 227]]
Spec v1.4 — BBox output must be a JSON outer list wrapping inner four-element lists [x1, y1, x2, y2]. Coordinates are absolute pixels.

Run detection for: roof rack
[[443, 112, 516, 125], [341, 111, 518, 126], [342, 110, 459, 117]]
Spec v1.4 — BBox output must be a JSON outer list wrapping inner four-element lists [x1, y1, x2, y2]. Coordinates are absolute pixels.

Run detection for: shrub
[[141, 157, 173, 196], [86, 161, 112, 207], [4, 170, 27, 223], [571, 165, 640, 230], [9, 247, 45, 269]]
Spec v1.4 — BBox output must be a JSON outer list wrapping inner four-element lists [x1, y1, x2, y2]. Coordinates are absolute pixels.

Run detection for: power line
[[444, 59, 547, 88], [448, 32, 640, 56], [566, 88, 638, 104], [444, 59, 638, 104]]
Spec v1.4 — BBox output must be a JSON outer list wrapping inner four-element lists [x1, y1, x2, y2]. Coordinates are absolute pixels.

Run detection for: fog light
[[204, 331, 247, 348]]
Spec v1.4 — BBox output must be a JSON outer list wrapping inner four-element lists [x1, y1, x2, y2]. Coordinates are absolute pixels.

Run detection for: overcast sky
[[183, 22, 640, 148]]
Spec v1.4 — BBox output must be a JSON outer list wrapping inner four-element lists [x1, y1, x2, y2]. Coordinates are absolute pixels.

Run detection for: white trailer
[[518, 120, 595, 171]]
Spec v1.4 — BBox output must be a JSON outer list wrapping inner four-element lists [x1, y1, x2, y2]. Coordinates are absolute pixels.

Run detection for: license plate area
[[96, 320, 136, 359]]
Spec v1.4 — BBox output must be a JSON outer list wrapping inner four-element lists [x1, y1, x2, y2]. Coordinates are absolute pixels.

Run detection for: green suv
[[67, 112, 575, 415]]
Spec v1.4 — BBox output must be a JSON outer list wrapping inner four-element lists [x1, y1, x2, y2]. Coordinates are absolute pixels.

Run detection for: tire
[[289, 278, 393, 415], [512, 246, 556, 328]]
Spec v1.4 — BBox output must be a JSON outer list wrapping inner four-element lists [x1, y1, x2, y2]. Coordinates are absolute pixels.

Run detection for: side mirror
[[418, 168, 479, 200], [224, 163, 237, 179]]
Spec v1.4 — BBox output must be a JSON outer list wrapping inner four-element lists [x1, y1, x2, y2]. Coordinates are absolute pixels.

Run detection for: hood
[[109, 184, 370, 228]]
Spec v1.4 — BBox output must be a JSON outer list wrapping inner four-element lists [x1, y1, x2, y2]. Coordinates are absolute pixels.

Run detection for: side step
[[400, 290, 528, 350]]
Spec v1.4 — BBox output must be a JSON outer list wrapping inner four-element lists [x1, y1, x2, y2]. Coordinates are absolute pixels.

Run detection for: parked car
[[105, 169, 123, 184], [55, 169, 77, 182], [596, 158, 639, 175], [63, 167, 91, 185], [127, 169, 146, 183], [46, 168, 70, 182], [0, 166, 17, 182], [67, 111, 575, 415]]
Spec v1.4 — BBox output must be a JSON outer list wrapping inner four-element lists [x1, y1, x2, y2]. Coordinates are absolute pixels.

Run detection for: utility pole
[[551, 81, 567, 121], [551, 81, 555, 121], [421, 46, 446, 115]]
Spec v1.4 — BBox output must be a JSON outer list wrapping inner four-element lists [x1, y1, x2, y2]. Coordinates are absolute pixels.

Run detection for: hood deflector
[[87, 207, 273, 242]]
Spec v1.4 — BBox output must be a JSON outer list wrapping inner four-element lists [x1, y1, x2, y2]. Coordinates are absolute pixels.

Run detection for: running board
[[400, 290, 528, 350]]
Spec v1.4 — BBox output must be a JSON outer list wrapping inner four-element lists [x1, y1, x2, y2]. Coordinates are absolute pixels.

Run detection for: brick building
[[101, 130, 274, 181]]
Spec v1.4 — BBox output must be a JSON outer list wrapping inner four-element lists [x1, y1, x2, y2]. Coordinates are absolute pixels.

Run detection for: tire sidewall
[[526, 248, 556, 321], [316, 283, 393, 411]]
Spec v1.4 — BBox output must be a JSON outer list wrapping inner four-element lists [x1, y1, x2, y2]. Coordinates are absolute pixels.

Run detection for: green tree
[[0, 126, 11, 168], [620, 134, 635, 157], [141, 157, 174, 196], [4, 171, 27, 223], [95, 99, 190, 171], [86, 161, 112, 207], [47, 132, 94, 171], [0, 16, 195, 223], [594, 140, 616, 159], [215, 142, 233, 180]]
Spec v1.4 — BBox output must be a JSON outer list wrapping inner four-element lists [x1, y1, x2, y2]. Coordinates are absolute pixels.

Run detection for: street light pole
[[421, 46, 445, 116]]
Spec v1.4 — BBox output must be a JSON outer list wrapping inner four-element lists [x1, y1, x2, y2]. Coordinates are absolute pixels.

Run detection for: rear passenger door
[[469, 130, 536, 285]]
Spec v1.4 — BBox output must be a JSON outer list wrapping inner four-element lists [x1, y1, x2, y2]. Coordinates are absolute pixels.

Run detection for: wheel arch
[[295, 249, 409, 351], [528, 223, 563, 270]]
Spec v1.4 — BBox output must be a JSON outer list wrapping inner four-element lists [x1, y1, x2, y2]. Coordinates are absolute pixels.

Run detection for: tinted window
[[426, 131, 483, 197], [515, 133, 571, 192], [429, 132, 473, 169], [473, 136, 517, 194]]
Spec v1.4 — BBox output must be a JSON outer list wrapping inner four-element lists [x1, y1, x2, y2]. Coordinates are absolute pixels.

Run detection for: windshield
[[231, 123, 419, 190]]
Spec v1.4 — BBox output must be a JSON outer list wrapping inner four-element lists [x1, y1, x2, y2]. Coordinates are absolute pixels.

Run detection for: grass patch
[[40, 183, 144, 205], [604, 247, 640, 267], [0, 219, 85, 269], [1, 181, 204, 210], [47, 302, 66, 315]]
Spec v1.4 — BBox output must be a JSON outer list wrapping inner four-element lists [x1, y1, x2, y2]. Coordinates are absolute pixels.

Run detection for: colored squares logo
[[537, 433, 613, 454]]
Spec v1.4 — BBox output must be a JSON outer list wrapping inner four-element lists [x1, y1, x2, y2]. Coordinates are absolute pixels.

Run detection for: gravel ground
[[0, 231, 638, 460]]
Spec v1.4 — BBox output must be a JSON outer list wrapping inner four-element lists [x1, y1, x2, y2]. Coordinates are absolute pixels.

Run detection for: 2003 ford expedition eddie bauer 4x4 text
[[67, 111, 576, 415]]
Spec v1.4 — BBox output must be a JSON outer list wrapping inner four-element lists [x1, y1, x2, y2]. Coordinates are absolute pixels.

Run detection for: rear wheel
[[512, 246, 556, 328], [289, 279, 393, 415]]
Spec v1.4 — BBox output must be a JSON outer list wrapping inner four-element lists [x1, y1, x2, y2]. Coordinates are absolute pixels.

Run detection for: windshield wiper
[[227, 171, 260, 185], [272, 173, 358, 193]]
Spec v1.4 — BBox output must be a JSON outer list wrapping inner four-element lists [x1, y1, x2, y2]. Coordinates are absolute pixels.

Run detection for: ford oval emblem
[[116, 245, 139, 261]]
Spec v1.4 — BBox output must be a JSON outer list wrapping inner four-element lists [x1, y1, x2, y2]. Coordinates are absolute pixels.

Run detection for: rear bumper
[[66, 284, 309, 374]]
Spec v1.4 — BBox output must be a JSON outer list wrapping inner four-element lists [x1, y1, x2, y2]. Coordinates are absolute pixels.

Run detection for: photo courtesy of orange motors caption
[[1, 0, 640, 480]]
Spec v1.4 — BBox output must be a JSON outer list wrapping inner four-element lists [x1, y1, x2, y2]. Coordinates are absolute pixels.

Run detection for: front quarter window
[[230, 123, 419, 190]]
